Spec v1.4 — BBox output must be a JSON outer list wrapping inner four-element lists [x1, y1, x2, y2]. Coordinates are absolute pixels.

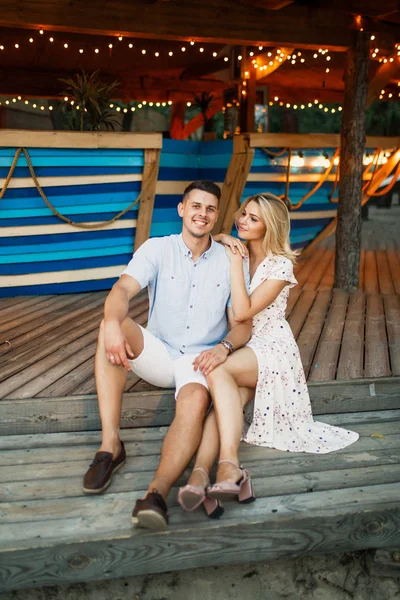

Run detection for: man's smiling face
[[178, 189, 219, 238]]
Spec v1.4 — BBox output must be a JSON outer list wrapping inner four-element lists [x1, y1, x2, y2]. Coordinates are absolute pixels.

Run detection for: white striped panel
[[1, 265, 126, 288], [0, 220, 137, 237], [0, 173, 142, 189]]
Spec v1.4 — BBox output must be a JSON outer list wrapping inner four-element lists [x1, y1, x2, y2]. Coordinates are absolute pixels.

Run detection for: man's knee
[[176, 384, 210, 421]]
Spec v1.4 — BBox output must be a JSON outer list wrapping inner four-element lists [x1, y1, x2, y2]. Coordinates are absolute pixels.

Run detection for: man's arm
[[102, 275, 143, 369], [192, 308, 252, 376]]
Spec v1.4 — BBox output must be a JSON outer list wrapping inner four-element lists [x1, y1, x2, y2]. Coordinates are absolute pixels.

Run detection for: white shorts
[[127, 325, 209, 398]]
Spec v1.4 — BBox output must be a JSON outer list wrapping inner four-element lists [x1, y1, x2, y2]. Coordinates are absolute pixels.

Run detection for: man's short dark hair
[[183, 180, 221, 203]]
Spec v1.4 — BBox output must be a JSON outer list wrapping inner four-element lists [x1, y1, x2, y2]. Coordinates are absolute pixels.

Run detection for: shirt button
[[190, 305, 193, 308], [186, 326, 190, 329], [192, 284, 196, 288], [182, 345, 186, 348], [194, 264, 197, 267]]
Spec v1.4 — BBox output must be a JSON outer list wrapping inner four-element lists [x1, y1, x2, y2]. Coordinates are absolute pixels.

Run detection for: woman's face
[[236, 200, 266, 241]]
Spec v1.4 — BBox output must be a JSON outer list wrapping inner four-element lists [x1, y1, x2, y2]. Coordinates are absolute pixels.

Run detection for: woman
[[178, 193, 359, 511]]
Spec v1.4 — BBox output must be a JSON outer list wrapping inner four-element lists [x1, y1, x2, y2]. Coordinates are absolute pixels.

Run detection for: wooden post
[[239, 49, 256, 134], [335, 29, 370, 291], [213, 135, 254, 234], [133, 148, 160, 251]]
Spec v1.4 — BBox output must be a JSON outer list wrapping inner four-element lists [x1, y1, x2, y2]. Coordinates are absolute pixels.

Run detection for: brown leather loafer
[[132, 490, 169, 530], [82, 441, 126, 494]]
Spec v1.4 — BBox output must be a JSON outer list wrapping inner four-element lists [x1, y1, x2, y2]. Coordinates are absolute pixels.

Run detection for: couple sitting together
[[83, 179, 359, 530]]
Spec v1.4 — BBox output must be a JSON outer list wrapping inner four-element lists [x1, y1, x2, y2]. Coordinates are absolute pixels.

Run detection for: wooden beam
[[133, 148, 161, 251], [335, 29, 370, 291], [247, 133, 400, 149], [0, 129, 162, 148], [366, 55, 400, 108], [214, 135, 254, 234], [0, 1, 359, 50]]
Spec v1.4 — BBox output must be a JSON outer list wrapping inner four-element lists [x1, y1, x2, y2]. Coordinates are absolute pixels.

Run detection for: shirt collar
[[178, 233, 216, 260]]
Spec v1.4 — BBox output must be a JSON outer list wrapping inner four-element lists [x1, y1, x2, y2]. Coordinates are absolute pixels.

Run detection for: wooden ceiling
[[0, 0, 399, 105]]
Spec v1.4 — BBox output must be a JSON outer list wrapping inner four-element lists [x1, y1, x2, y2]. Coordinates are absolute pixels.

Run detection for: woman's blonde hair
[[235, 193, 298, 264]]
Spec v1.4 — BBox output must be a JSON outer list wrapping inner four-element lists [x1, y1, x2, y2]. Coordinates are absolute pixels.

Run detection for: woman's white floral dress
[[243, 254, 359, 453]]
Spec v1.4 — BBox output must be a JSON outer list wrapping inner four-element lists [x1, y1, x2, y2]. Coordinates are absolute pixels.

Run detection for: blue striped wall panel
[[1, 140, 341, 296]]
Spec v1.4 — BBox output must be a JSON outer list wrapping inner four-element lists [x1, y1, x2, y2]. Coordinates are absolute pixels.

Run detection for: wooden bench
[[1, 376, 400, 593]]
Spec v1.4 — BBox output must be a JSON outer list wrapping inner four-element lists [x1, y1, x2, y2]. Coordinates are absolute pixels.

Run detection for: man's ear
[[177, 202, 184, 217]]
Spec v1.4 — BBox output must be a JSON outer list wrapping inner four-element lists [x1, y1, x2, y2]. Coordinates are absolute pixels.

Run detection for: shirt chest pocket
[[200, 278, 229, 316], [157, 274, 188, 312]]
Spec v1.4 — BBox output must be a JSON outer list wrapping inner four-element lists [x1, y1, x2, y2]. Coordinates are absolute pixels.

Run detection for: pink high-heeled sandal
[[207, 460, 256, 503], [177, 467, 224, 518]]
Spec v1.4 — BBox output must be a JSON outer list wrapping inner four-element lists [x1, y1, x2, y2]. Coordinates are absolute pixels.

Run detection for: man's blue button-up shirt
[[122, 234, 247, 359]]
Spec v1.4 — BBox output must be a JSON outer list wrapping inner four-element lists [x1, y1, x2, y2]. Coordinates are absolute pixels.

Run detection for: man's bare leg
[[96, 316, 144, 457], [146, 383, 210, 499], [187, 387, 254, 488]]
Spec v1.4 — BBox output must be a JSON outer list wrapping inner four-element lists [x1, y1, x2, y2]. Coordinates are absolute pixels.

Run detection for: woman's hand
[[225, 245, 244, 263], [217, 233, 248, 257]]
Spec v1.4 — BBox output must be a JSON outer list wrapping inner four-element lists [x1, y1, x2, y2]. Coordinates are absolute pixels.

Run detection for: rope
[[260, 147, 289, 158], [362, 148, 382, 194], [290, 148, 340, 210], [366, 156, 400, 197], [0, 147, 158, 229]]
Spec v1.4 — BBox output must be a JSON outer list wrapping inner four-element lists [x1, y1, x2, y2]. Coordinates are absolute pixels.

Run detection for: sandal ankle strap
[[219, 459, 242, 468], [192, 467, 210, 484]]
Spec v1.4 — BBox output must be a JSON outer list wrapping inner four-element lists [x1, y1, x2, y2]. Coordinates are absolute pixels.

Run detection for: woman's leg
[[207, 348, 258, 483], [187, 387, 254, 488]]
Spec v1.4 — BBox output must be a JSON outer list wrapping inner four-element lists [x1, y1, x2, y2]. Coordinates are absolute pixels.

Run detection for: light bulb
[[131, 107, 135, 111], [29, 38, 33, 43], [181, 47, 186, 51], [129, 43, 133, 48], [49, 37, 54, 42], [224, 56, 228, 62], [199, 47, 204, 52], [64, 43, 68, 48], [142, 49, 146, 54], [39, 29, 44, 34], [118, 36, 123, 41]]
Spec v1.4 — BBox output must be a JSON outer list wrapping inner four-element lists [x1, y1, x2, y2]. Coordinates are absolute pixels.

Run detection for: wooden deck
[[0, 247, 399, 404], [1, 207, 400, 593]]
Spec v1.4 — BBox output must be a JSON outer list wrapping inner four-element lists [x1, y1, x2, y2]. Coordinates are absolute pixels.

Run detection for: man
[[83, 180, 252, 530]]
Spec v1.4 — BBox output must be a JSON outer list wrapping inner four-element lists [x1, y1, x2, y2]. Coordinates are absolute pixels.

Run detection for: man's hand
[[104, 320, 134, 371], [192, 344, 229, 376]]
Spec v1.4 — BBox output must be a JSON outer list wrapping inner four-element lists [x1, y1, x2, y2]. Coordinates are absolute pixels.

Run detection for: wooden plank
[[1, 292, 105, 353], [215, 140, 254, 234], [5, 309, 148, 399], [1, 483, 400, 592], [249, 133, 400, 149], [0, 295, 54, 324], [0, 130, 162, 149], [296, 290, 332, 378], [0, 295, 76, 335], [376, 250, 395, 295], [302, 249, 333, 291], [336, 291, 365, 380], [133, 148, 161, 251], [0, 2, 357, 49], [0, 296, 31, 310], [386, 250, 400, 295], [295, 248, 325, 287], [0, 303, 105, 383], [285, 286, 302, 317], [365, 294, 391, 378], [384, 295, 400, 376], [317, 251, 335, 291], [3, 448, 400, 505], [364, 250, 379, 294], [358, 248, 366, 291], [1, 376, 399, 437], [287, 290, 317, 339], [309, 289, 348, 381]]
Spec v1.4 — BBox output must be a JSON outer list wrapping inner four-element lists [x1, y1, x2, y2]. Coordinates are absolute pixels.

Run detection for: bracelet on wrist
[[219, 338, 235, 354]]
